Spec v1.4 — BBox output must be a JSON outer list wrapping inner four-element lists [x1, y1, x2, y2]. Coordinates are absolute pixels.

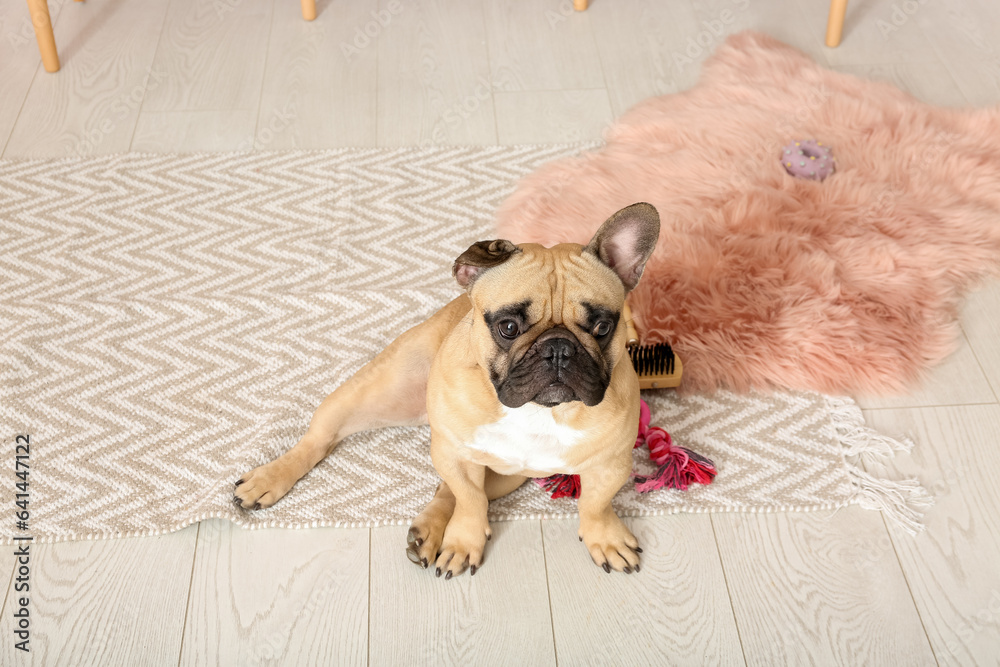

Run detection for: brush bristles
[[628, 342, 675, 376]]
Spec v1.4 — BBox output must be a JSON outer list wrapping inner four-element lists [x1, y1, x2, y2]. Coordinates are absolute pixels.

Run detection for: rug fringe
[[848, 467, 933, 535], [827, 396, 932, 534], [828, 397, 915, 462]]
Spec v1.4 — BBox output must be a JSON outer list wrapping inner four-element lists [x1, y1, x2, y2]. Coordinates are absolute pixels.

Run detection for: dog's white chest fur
[[467, 405, 583, 475]]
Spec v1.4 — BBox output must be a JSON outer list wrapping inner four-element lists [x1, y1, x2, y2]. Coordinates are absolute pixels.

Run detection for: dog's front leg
[[233, 297, 472, 510], [407, 470, 527, 572], [577, 466, 641, 573], [429, 437, 491, 579]]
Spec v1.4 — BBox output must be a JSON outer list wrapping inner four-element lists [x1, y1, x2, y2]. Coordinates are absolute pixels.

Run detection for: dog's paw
[[405, 515, 446, 570], [432, 517, 490, 579], [579, 513, 641, 574], [232, 461, 295, 510]]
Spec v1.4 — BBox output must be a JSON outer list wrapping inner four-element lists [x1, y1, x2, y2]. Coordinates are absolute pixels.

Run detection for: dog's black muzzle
[[495, 327, 610, 408]]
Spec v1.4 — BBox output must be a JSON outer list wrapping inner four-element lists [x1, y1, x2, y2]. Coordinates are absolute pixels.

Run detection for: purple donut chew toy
[[781, 140, 835, 181]]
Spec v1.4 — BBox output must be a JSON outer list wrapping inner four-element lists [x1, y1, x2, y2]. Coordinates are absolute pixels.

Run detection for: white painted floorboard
[[1, 0, 999, 663], [863, 406, 1000, 666], [3, 0, 173, 159], [544, 515, 743, 666], [0, 528, 196, 666], [370, 521, 555, 666], [180, 519, 369, 666], [712, 508, 936, 666]]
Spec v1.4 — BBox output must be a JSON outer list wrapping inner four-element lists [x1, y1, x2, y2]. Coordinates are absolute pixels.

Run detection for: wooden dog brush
[[623, 301, 683, 389]]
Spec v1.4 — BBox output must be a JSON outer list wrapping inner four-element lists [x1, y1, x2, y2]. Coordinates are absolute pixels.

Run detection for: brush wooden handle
[[622, 300, 640, 348]]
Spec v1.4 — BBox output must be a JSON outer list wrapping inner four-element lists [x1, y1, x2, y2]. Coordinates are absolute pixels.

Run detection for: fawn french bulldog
[[234, 203, 660, 578]]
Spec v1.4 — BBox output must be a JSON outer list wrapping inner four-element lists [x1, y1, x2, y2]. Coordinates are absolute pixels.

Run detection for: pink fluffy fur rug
[[494, 32, 1000, 395]]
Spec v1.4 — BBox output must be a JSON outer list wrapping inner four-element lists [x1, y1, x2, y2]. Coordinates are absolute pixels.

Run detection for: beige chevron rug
[[0, 147, 928, 544]]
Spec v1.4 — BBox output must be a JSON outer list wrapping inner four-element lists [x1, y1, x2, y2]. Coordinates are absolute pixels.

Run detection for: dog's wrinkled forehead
[[453, 203, 660, 305], [470, 243, 626, 323]]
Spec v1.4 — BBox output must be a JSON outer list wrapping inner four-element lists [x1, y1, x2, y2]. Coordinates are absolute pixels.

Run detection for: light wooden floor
[[2, 0, 999, 664]]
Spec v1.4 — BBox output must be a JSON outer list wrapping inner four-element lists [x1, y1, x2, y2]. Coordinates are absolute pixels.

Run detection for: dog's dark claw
[[234, 479, 244, 487], [634, 564, 641, 573], [471, 565, 477, 576], [435, 567, 442, 578], [232, 496, 242, 506], [487, 533, 492, 541], [623, 566, 632, 574], [635, 547, 643, 553], [421, 558, 428, 569], [602, 562, 611, 574], [253, 502, 261, 511], [445, 571, 453, 580]]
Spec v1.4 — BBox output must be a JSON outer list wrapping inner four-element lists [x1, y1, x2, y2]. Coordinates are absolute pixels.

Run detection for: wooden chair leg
[[573, 0, 588, 10], [26, 0, 60, 72], [825, 0, 848, 47], [301, 0, 316, 21]]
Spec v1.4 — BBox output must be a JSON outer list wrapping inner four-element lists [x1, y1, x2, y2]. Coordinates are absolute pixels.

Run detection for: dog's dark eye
[[593, 320, 612, 338], [497, 319, 520, 339]]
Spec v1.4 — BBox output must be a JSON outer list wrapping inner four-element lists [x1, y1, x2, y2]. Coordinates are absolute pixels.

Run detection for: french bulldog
[[234, 202, 660, 578]]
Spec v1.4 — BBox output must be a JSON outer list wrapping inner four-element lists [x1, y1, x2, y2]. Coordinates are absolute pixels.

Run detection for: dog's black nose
[[541, 338, 575, 368]]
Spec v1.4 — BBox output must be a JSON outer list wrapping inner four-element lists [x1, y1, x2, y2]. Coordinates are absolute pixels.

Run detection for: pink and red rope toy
[[535, 399, 717, 500]]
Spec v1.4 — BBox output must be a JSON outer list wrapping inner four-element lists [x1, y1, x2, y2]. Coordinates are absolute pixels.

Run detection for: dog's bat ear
[[585, 202, 660, 292], [453, 239, 520, 289]]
